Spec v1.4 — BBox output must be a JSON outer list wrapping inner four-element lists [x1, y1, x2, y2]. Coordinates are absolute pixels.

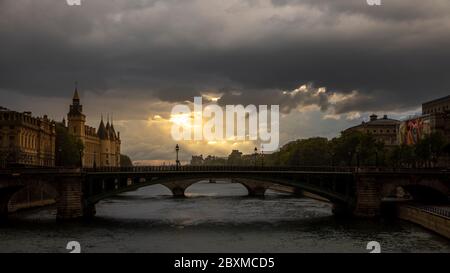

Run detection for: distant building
[[190, 155, 204, 165], [0, 107, 56, 167], [228, 150, 243, 165], [62, 88, 121, 167], [422, 95, 450, 115], [343, 114, 400, 146], [399, 95, 450, 145]]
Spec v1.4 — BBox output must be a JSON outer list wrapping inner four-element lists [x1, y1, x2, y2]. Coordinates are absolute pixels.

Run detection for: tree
[[388, 145, 415, 168], [55, 123, 84, 167], [331, 132, 362, 166], [415, 132, 447, 167], [120, 154, 133, 167]]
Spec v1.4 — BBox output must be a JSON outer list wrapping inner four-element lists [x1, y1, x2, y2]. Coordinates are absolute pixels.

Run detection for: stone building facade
[[64, 89, 121, 168], [422, 95, 450, 142], [399, 95, 450, 145], [343, 114, 401, 147], [0, 107, 56, 167], [422, 95, 450, 115]]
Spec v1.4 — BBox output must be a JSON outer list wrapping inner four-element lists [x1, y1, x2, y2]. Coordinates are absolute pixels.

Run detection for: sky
[[1, 0, 449, 162]]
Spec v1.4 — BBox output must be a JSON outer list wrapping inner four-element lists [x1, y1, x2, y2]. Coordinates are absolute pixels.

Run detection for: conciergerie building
[[0, 87, 121, 168], [64, 88, 121, 168]]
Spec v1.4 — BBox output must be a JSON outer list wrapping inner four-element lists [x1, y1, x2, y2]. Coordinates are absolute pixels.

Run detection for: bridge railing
[[83, 165, 359, 173], [82, 165, 448, 173], [1, 165, 447, 175], [408, 205, 450, 219]]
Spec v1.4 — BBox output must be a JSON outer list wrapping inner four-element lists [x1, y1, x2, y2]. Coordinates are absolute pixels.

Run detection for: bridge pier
[[171, 186, 186, 197], [56, 176, 85, 220], [83, 203, 97, 218], [353, 175, 382, 217], [247, 186, 267, 197], [234, 179, 269, 197]]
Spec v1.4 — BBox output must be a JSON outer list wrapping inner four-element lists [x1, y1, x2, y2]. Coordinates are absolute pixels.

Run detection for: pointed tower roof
[[73, 81, 80, 101], [105, 115, 115, 140], [97, 115, 108, 140], [68, 82, 84, 116], [110, 115, 117, 139], [73, 89, 80, 101]]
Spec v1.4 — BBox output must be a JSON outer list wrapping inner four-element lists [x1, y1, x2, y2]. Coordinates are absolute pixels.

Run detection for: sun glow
[[170, 113, 192, 128]]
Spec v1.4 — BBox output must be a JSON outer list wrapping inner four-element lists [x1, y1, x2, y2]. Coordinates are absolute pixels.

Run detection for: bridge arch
[[86, 173, 350, 209], [381, 177, 449, 202], [143, 178, 274, 198], [0, 178, 59, 220]]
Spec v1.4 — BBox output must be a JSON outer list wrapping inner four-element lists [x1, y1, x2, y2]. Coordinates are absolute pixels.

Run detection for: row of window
[[0, 126, 15, 130], [367, 129, 396, 134], [423, 104, 450, 114], [0, 135, 16, 147]]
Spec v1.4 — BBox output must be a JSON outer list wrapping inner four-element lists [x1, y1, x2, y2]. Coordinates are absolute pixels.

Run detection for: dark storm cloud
[[1, 0, 449, 113]]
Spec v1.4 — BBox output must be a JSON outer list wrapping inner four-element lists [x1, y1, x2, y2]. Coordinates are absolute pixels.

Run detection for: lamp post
[[79, 148, 83, 170], [261, 144, 264, 167], [93, 151, 97, 170], [254, 147, 258, 167], [175, 144, 180, 169], [356, 147, 361, 169], [58, 147, 62, 167]]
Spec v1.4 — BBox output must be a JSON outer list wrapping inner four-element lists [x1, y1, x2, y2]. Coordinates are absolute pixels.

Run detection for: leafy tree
[[120, 154, 133, 167], [55, 123, 84, 167], [388, 145, 415, 168], [331, 131, 361, 166], [415, 132, 447, 167]]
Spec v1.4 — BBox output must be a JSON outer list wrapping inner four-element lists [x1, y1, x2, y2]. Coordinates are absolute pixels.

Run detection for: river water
[[0, 180, 448, 253]]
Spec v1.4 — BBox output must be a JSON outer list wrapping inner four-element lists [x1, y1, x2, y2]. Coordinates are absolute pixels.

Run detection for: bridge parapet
[[0, 166, 448, 221], [84, 165, 449, 174]]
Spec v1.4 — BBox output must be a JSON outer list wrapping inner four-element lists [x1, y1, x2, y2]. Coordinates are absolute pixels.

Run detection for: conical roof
[[73, 88, 80, 101], [98, 118, 108, 140]]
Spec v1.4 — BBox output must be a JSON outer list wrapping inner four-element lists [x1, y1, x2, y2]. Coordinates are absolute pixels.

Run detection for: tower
[[67, 85, 86, 140], [97, 115, 110, 166]]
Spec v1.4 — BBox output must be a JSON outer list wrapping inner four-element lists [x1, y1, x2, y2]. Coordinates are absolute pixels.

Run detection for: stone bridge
[[0, 166, 448, 220]]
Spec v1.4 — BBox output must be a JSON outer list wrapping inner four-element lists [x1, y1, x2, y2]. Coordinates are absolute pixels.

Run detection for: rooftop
[[422, 95, 450, 106], [344, 114, 400, 132]]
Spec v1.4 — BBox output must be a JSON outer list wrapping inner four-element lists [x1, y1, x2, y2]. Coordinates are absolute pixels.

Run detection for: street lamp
[[79, 148, 83, 169], [261, 144, 264, 167], [93, 151, 97, 170], [356, 147, 361, 169], [175, 144, 180, 169], [58, 147, 62, 167]]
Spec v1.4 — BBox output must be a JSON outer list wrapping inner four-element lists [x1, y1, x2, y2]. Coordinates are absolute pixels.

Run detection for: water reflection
[[0, 180, 448, 253]]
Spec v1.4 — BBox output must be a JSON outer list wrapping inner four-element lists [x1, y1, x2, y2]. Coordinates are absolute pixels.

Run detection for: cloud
[[1, 0, 449, 111], [1, 0, 449, 160]]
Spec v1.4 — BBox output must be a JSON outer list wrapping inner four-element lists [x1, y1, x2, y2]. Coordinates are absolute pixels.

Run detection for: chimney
[[369, 114, 378, 121]]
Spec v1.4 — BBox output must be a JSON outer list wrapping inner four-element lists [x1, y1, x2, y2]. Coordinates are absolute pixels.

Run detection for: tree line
[[192, 131, 450, 168]]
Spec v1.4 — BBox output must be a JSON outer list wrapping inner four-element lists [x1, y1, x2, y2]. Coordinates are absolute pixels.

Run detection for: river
[[0, 180, 448, 253]]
